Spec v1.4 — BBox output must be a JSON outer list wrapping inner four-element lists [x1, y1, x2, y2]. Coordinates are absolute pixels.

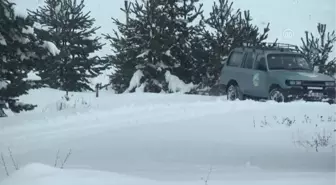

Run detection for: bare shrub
[[255, 114, 335, 152], [293, 129, 333, 152], [1, 148, 72, 176], [0, 153, 9, 176], [201, 166, 212, 185], [273, 116, 296, 127], [54, 149, 72, 169], [0, 148, 19, 176]]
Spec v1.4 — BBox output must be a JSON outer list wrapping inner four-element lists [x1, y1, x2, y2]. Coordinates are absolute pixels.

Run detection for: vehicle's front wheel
[[227, 84, 243, 101], [269, 88, 286, 103]]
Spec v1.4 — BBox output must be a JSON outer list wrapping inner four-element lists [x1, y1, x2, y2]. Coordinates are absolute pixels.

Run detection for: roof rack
[[239, 42, 300, 53]]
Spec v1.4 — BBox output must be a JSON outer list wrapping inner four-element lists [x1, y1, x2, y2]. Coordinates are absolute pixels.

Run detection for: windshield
[[267, 54, 311, 70]]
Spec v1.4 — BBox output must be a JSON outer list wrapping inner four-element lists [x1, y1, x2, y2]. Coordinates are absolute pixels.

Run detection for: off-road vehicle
[[215, 43, 336, 103]]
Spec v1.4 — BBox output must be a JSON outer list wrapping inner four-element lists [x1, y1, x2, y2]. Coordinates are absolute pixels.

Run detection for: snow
[[0, 87, 335, 185], [33, 22, 51, 31], [25, 71, 41, 81], [137, 50, 150, 58], [0, 88, 335, 184], [164, 49, 172, 57], [42, 41, 60, 56], [0, 80, 9, 90], [22, 26, 34, 35], [0, 34, 7, 46], [0, 163, 333, 185], [165, 71, 196, 93], [124, 70, 144, 93]]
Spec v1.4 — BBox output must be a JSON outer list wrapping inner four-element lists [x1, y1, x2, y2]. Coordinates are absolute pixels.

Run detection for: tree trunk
[[95, 83, 100, 98]]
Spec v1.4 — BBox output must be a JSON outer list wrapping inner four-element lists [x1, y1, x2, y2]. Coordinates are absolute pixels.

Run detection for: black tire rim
[[227, 85, 237, 100], [270, 90, 285, 102]]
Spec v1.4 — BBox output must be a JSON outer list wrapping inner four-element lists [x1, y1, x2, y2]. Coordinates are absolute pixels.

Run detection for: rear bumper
[[284, 86, 335, 102]]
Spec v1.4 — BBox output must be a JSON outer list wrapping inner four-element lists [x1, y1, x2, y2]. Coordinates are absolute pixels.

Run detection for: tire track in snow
[[0, 100, 267, 154]]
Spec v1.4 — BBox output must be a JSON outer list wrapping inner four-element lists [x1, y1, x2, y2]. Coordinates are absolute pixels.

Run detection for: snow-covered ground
[[0, 163, 333, 185], [0, 88, 335, 184]]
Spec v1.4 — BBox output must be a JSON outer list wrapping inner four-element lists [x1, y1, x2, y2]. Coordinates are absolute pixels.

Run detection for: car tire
[[269, 88, 286, 103], [227, 84, 244, 101]]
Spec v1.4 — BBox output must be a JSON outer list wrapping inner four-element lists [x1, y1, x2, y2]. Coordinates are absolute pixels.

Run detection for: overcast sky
[[12, 0, 336, 57]]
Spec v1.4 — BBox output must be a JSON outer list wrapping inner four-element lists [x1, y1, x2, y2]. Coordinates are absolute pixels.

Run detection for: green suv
[[217, 43, 336, 103]]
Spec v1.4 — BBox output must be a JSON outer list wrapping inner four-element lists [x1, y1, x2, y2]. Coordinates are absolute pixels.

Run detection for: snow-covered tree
[[28, 0, 109, 95], [164, 0, 205, 89], [204, 0, 270, 88], [0, 0, 52, 117], [106, 0, 204, 93], [300, 23, 336, 77], [103, 0, 144, 93]]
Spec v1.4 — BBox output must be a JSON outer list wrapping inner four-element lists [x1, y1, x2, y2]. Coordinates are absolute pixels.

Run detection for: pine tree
[[106, 0, 204, 93], [300, 23, 336, 77], [164, 0, 205, 89], [104, 0, 150, 93], [204, 0, 270, 89], [0, 0, 51, 117], [27, 0, 109, 96]]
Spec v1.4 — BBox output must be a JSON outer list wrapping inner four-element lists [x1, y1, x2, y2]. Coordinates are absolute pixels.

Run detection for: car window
[[254, 55, 267, 71], [243, 52, 255, 69], [227, 51, 244, 67], [267, 54, 311, 70]]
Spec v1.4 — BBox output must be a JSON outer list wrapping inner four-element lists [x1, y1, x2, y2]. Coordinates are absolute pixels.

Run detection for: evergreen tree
[[300, 23, 336, 77], [28, 0, 109, 96], [104, 0, 152, 93], [0, 0, 51, 117], [204, 0, 270, 89], [106, 0, 204, 93], [163, 0, 204, 85]]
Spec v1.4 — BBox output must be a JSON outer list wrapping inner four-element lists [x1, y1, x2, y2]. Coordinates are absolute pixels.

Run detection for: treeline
[[0, 0, 335, 116]]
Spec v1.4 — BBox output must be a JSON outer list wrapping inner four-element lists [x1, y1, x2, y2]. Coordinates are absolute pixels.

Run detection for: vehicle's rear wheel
[[227, 84, 243, 101], [269, 88, 286, 102]]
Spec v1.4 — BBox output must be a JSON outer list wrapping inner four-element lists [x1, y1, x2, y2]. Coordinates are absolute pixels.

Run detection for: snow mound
[[165, 71, 196, 93], [124, 70, 144, 93]]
